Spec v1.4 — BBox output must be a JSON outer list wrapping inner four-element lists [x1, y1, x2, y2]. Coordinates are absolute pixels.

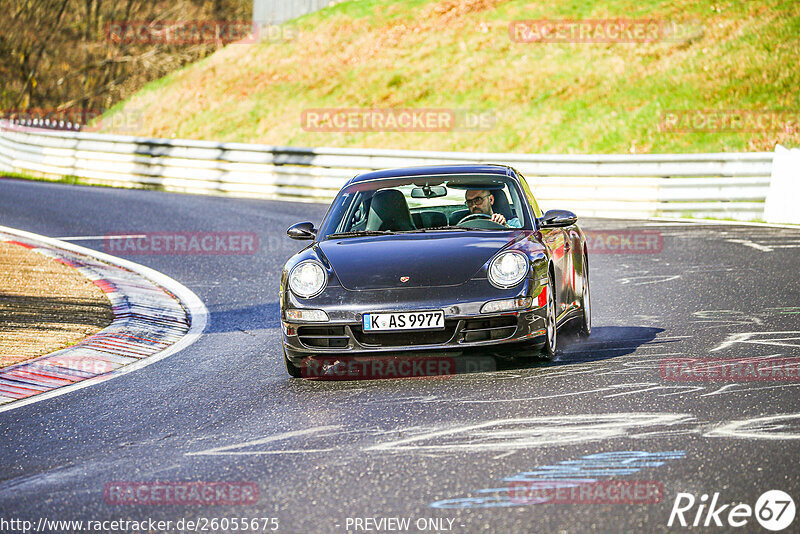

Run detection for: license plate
[[362, 311, 444, 331]]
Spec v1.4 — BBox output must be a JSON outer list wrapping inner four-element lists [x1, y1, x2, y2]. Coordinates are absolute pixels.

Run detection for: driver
[[464, 189, 522, 228]]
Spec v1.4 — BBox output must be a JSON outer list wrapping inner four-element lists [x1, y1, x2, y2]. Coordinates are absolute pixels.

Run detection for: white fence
[[0, 121, 777, 220]]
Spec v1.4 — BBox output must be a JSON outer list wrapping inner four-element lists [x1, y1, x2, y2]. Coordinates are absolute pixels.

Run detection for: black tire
[[541, 279, 557, 360], [283, 347, 303, 378], [577, 250, 591, 338]]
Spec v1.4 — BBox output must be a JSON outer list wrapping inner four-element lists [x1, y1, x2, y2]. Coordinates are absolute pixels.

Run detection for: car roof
[[349, 164, 515, 184]]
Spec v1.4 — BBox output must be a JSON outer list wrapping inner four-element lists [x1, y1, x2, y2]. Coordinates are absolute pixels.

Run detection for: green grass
[[1, 171, 87, 186], [98, 0, 799, 153], [0, 171, 162, 190]]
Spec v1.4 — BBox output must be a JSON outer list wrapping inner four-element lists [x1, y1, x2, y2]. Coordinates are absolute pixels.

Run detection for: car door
[[539, 226, 572, 316], [514, 169, 573, 315]]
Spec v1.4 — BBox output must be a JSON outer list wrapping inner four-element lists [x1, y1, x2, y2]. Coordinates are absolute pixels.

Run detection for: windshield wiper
[[405, 226, 468, 233], [329, 226, 495, 238], [328, 230, 397, 238], [405, 226, 494, 233]]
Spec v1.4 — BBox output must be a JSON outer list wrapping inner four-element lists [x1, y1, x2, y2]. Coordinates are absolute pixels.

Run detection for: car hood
[[318, 232, 517, 290]]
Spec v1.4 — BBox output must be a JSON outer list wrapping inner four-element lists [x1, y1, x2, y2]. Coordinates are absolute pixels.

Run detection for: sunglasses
[[465, 194, 490, 207]]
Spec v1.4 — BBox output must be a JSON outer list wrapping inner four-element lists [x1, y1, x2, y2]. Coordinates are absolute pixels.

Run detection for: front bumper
[[281, 279, 548, 363]]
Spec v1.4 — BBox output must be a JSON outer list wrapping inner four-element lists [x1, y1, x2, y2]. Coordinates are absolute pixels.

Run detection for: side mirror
[[287, 221, 317, 240], [539, 209, 578, 228]]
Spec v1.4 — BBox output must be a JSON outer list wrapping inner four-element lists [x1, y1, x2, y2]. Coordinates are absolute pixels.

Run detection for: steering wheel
[[458, 213, 492, 224]]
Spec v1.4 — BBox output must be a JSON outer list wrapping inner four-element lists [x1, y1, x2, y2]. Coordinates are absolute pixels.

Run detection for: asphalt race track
[[2, 177, 800, 533]]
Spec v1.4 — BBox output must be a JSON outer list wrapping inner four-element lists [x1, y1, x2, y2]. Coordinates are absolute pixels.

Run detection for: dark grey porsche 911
[[280, 164, 590, 378]]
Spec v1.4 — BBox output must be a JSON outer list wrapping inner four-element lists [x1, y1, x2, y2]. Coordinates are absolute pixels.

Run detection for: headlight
[[288, 260, 327, 298], [488, 251, 528, 288]]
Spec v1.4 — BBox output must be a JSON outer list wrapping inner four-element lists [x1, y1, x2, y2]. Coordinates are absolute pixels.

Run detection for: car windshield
[[319, 173, 529, 239]]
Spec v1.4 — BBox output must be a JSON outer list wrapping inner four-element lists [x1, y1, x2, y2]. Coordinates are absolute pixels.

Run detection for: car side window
[[516, 171, 543, 218]]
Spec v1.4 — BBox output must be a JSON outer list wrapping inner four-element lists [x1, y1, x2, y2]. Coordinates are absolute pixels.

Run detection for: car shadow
[[491, 325, 668, 372], [200, 304, 667, 380], [293, 326, 667, 381]]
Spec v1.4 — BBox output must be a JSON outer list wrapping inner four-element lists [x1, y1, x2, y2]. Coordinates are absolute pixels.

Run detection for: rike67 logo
[[668, 490, 795, 531]]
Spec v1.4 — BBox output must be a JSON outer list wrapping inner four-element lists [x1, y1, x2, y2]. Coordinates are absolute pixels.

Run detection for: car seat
[[366, 189, 416, 231]]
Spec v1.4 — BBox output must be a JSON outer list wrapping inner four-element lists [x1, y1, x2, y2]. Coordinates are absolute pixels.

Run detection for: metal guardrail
[[0, 121, 774, 220]]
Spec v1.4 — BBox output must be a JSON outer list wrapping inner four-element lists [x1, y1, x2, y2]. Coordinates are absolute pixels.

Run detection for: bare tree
[[0, 0, 250, 122]]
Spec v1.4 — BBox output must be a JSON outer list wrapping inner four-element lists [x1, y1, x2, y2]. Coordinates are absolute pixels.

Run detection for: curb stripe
[[0, 226, 208, 412]]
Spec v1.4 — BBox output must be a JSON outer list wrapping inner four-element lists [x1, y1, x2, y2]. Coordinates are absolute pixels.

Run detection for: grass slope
[[100, 0, 799, 153]]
